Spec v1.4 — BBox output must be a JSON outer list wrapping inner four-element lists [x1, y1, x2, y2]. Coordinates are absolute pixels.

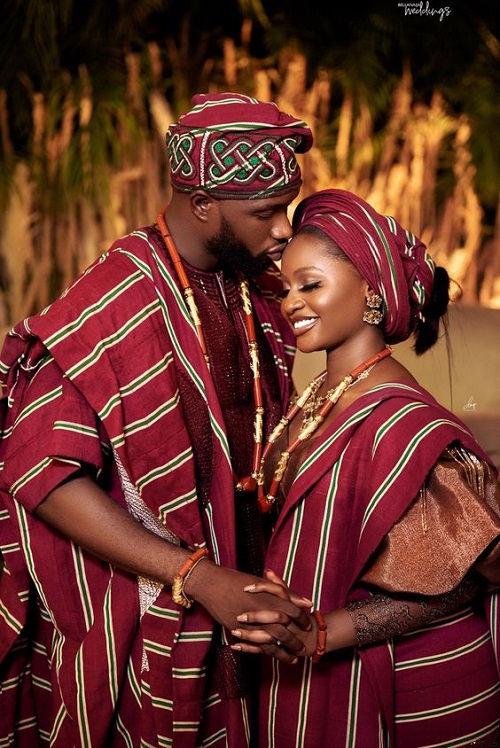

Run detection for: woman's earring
[[363, 293, 383, 325]]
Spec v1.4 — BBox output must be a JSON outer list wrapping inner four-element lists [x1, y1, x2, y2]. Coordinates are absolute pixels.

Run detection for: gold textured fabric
[[361, 446, 500, 594]]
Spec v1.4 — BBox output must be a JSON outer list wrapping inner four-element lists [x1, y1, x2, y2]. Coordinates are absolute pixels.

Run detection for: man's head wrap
[[293, 189, 436, 344], [166, 92, 313, 198]]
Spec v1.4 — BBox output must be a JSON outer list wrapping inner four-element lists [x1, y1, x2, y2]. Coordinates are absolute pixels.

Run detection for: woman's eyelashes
[[278, 280, 322, 300], [300, 281, 321, 292]]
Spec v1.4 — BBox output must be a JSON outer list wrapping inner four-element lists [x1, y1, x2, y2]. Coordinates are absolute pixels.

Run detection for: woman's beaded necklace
[[156, 209, 264, 493], [257, 346, 393, 513]]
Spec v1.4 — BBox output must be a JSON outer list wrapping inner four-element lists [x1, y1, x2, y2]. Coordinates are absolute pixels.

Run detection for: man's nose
[[271, 212, 293, 241]]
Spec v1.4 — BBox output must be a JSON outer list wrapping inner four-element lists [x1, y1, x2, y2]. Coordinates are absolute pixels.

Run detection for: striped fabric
[[0, 226, 294, 747], [260, 383, 500, 747]]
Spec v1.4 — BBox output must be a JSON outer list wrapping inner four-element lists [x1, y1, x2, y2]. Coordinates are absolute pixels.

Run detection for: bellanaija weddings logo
[[398, 2, 452, 21]]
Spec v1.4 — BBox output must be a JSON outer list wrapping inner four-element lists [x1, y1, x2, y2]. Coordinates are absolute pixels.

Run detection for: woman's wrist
[[310, 610, 328, 663]]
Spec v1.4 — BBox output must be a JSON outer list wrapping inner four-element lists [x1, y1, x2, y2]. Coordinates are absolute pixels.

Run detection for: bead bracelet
[[310, 610, 328, 663], [171, 547, 209, 608]]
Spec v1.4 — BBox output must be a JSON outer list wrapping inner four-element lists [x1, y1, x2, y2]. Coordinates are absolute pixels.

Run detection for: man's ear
[[190, 191, 217, 223]]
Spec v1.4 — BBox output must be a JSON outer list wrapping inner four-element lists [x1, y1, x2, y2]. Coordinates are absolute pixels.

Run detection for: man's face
[[206, 216, 271, 278], [206, 187, 300, 277]]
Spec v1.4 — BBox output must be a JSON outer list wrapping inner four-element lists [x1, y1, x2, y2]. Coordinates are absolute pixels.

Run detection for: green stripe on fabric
[[75, 648, 91, 747], [143, 639, 172, 657], [346, 654, 362, 748], [200, 727, 227, 746], [116, 247, 154, 280], [173, 721, 201, 731], [312, 455, 344, 607], [32, 674, 52, 691], [202, 502, 221, 565], [489, 594, 498, 658], [147, 605, 180, 621], [13, 385, 62, 428], [53, 421, 99, 438], [267, 658, 280, 747], [126, 658, 142, 707], [116, 714, 134, 748], [13, 717, 38, 731], [372, 401, 428, 453], [362, 418, 464, 532], [151, 695, 174, 710], [297, 403, 374, 479], [14, 503, 53, 619], [72, 546, 94, 630], [296, 661, 313, 747], [172, 666, 206, 678], [176, 630, 213, 643], [0, 602, 20, 635], [136, 449, 194, 493], [396, 683, 500, 723], [99, 352, 174, 419], [103, 577, 119, 705], [419, 720, 500, 748], [0, 674, 23, 690], [0, 541, 21, 553], [140, 739, 161, 748], [66, 300, 162, 380], [158, 488, 198, 524], [157, 736, 173, 747], [121, 393, 182, 437], [283, 499, 305, 584], [367, 211, 399, 303], [395, 631, 490, 670], [44, 271, 145, 348]]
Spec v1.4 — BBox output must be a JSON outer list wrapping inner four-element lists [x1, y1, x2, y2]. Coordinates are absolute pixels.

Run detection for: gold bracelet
[[171, 547, 209, 608]]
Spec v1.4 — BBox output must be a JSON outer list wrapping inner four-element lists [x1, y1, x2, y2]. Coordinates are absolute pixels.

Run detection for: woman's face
[[280, 231, 369, 354]]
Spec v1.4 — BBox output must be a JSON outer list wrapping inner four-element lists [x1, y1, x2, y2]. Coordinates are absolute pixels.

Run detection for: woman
[[230, 189, 500, 747]]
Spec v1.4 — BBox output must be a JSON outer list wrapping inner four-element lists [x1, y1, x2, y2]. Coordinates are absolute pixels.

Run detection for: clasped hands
[[230, 569, 319, 663], [185, 561, 321, 663]]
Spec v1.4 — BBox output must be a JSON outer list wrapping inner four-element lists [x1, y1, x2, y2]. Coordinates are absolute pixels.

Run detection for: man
[[0, 93, 313, 746]]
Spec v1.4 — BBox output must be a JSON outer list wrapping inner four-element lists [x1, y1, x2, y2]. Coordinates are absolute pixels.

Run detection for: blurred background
[[1, 0, 499, 460]]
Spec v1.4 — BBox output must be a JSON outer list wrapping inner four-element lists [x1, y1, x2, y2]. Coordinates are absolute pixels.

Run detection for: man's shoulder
[[107, 224, 163, 260]]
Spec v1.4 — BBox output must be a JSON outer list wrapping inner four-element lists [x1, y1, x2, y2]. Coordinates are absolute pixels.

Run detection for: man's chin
[[218, 254, 271, 279]]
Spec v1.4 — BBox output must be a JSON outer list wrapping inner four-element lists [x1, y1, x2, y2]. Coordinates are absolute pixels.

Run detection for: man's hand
[[186, 566, 313, 662]]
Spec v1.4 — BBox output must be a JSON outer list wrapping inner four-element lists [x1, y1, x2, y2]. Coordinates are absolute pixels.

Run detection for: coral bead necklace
[[257, 346, 393, 512]]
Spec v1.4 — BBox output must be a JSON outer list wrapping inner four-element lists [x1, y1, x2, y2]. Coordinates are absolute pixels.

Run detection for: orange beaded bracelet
[[310, 610, 328, 663], [171, 547, 209, 608]]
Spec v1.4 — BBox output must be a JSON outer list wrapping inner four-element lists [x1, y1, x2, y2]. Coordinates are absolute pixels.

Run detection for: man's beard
[[206, 217, 271, 279]]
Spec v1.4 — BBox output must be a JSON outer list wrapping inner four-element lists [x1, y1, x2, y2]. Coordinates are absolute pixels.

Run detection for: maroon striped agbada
[[0, 226, 295, 746]]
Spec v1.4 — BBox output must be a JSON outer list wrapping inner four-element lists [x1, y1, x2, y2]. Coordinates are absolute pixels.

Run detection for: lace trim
[[113, 448, 180, 671], [345, 575, 480, 647]]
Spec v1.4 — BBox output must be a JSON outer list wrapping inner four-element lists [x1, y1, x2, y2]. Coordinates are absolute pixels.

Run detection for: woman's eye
[[278, 288, 289, 300], [300, 281, 321, 292]]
